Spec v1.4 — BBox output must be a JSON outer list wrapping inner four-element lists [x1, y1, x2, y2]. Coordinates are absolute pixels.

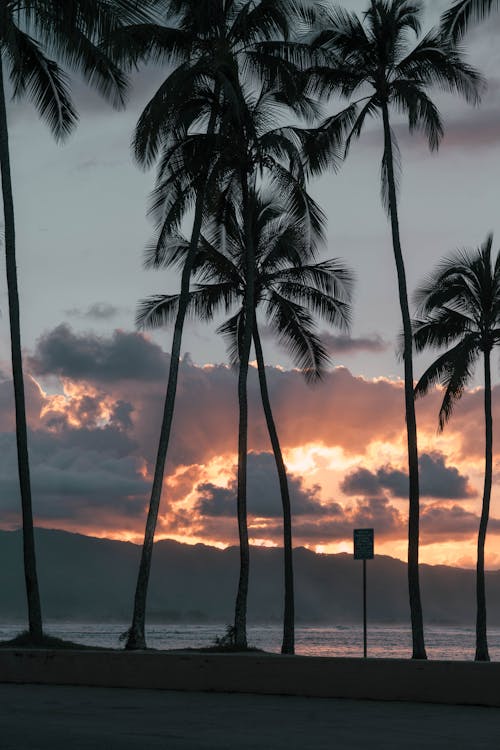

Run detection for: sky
[[1, 1, 500, 569]]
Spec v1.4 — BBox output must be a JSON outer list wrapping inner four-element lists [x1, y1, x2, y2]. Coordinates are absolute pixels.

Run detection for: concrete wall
[[1, 650, 500, 706]]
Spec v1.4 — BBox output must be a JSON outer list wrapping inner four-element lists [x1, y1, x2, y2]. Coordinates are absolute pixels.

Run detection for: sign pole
[[363, 558, 367, 659], [353, 528, 374, 660]]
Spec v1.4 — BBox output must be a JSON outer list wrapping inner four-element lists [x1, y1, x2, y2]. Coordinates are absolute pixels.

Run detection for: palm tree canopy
[[441, 0, 500, 40], [106, 0, 319, 169], [1, 0, 153, 140], [413, 234, 500, 429], [144, 81, 352, 252], [137, 189, 353, 381], [304, 0, 483, 209]]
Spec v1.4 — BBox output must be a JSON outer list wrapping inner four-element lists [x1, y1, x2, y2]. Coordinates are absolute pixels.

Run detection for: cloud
[[0, 431, 149, 528], [341, 453, 475, 500], [23, 327, 415, 471], [321, 332, 390, 355], [22, 315, 500, 469], [0, 373, 45, 433], [421, 504, 500, 541], [195, 452, 330, 519], [250, 496, 405, 546], [440, 111, 500, 151], [341, 468, 382, 497], [421, 454, 476, 499], [29, 325, 168, 382], [65, 303, 122, 321], [0, 324, 497, 559]]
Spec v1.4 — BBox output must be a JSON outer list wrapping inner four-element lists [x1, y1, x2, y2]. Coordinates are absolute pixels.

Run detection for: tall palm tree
[[305, 0, 482, 659], [111, 0, 319, 650], [215, 90, 331, 649], [137, 189, 353, 654], [412, 235, 500, 662], [133, 75, 346, 649], [442, 0, 500, 39], [0, 0, 145, 643]]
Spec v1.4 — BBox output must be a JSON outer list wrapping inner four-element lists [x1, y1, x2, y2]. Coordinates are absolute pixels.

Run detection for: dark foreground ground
[[1, 684, 500, 750]]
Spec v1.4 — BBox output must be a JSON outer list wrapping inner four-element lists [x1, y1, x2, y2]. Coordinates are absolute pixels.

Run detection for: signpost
[[353, 528, 374, 658]]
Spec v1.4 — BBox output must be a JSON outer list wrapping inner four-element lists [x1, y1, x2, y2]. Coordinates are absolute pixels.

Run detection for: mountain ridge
[[1, 528, 498, 625]]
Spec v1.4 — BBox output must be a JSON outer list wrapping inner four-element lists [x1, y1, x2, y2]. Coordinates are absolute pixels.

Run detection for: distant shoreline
[[1, 621, 497, 661]]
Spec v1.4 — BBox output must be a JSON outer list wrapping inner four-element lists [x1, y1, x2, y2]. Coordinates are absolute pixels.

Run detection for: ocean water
[[1, 622, 500, 660]]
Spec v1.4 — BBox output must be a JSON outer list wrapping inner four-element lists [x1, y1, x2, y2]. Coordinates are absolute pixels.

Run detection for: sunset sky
[[1, 1, 500, 569]]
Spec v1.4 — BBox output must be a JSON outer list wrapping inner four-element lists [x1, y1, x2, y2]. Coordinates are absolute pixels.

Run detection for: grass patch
[[179, 644, 264, 653], [0, 630, 110, 650], [179, 624, 265, 653]]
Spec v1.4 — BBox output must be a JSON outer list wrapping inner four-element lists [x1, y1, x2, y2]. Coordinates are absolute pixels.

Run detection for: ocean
[[1, 622, 500, 660]]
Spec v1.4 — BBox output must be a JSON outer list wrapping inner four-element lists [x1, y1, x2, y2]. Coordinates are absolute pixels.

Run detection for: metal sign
[[353, 528, 374, 560], [353, 528, 374, 658]]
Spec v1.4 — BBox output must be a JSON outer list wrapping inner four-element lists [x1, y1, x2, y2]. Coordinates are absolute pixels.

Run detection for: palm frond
[[394, 32, 484, 105], [105, 23, 193, 69], [143, 229, 190, 270], [414, 338, 480, 430], [413, 234, 500, 430], [343, 96, 379, 157], [217, 311, 245, 369], [267, 161, 326, 251], [441, 0, 500, 41], [5, 28, 77, 140], [413, 247, 490, 320], [266, 291, 331, 381], [136, 293, 181, 329], [274, 281, 352, 331], [268, 259, 354, 301], [133, 65, 214, 167], [314, 4, 372, 61], [300, 101, 361, 174], [136, 284, 237, 330], [412, 310, 476, 352], [391, 80, 443, 151]]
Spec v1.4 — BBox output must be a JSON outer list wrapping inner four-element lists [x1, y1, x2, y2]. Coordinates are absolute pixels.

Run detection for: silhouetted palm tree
[[199, 80, 344, 647], [306, 0, 482, 659], [442, 0, 500, 39], [0, 0, 143, 643], [412, 235, 500, 662], [111, 0, 319, 650], [137, 189, 353, 654], [135, 73, 345, 648]]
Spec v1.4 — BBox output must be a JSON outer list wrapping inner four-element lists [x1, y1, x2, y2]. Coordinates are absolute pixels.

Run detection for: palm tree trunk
[[0, 60, 43, 642], [381, 102, 426, 660], [233, 171, 255, 650], [475, 347, 492, 661], [253, 323, 295, 654], [125, 102, 219, 651]]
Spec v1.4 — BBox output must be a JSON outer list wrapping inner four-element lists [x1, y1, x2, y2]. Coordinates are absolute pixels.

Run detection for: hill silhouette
[[0, 529, 498, 624]]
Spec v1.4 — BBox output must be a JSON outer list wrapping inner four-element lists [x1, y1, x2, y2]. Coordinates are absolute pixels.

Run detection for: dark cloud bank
[[0, 325, 496, 549]]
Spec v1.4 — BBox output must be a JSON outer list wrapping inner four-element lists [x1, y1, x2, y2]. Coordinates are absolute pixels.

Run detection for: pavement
[[2, 684, 500, 749]]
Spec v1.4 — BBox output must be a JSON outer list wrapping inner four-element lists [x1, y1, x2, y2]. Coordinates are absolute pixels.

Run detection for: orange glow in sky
[[9, 359, 500, 572]]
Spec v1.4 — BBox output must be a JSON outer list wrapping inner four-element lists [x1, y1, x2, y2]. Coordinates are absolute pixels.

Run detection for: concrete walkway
[[3, 650, 500, 705], [2, 684, 500, 750]]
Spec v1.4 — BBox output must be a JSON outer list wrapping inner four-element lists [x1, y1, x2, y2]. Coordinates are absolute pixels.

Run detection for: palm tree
[[306, 0, 483, 659], [111, 0, 320, 650], [137, 189, 353, 654], [134, 71, 348, 649], [0, 0, 146, 643], [442, 0, 500, 39], [412, 235, 500, 662]]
